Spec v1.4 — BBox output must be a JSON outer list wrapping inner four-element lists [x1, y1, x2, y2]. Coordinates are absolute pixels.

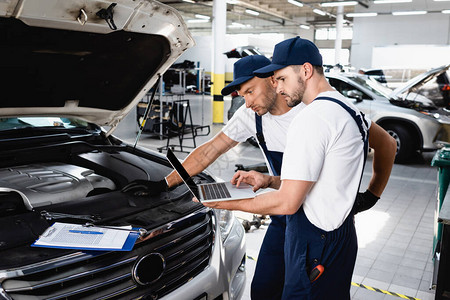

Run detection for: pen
[[69, 230, 103, 235]]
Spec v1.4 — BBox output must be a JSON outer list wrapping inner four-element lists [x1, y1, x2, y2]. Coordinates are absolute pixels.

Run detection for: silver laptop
[[166, 148, 257, 203]]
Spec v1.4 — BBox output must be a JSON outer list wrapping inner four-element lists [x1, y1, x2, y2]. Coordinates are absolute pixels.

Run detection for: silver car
[[0, 1, 246, 299], [326, 68, 450, 163]]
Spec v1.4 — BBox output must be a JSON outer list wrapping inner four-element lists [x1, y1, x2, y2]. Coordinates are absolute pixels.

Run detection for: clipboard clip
[[83, 223, 147, 237]]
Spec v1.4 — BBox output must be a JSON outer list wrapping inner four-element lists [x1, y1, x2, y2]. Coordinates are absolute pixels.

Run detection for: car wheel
[[383, 124, 416, 163]]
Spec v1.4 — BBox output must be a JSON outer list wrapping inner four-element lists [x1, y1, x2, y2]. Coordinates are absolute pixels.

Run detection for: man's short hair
[[290, 65, 324, 76]]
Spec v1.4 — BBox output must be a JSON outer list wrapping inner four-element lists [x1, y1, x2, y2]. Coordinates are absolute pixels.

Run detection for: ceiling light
[[228, 22, 249, 28], [320, 1, 357, 6], [227, 0, 240, 3], [245, 9, 260, 16], [182, 0, 195, 3], [443, 9, 450, 13], [187, 19, 209, 23], [195, 14, 210, 19], [288, 0, 304, 7], [392, 10, 427, 15], [300, 24, 310, 29], [346, 12, 378, 17], [374, 0, 412, 3], [313, 9, 327, 16]]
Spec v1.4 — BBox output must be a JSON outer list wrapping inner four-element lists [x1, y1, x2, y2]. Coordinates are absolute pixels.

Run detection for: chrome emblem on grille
[[132, 253, 166, 286]]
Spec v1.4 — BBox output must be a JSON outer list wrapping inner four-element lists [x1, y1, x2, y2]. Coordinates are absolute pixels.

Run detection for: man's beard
[[258, 81, 278, 115], [286, 76, 305, 107]]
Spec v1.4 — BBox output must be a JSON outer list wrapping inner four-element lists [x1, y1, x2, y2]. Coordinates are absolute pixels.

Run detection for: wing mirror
[[346, 90, 364, 102]]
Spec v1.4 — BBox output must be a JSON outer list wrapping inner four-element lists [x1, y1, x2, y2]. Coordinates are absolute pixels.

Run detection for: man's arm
[[165, 132, 239, 188], [201, 179, 314, 215], [367, 122, 397, 196]]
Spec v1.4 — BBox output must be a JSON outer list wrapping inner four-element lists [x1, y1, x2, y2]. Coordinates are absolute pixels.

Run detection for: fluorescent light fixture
[[392, 10, 427, 15], [288, 0, 304, 7], [313, 9, 327, 15], [320, 1, 357, 7], [195, 14, 210, 19], [245, 9, 260, 16], [187, 19, 209, 23], [300, 24, 310, 29], [228, 22, 252, 28], [227, 0, 239, 3], [443, 9, 450, 13], [346, 12, 378, 17], [182, 0, 195, 3], [374, 0, 411, 3]]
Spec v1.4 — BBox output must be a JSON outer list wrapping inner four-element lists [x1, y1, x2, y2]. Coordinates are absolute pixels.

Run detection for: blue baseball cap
[[221, 55, 272, 96], [254, 37, 322, 77]]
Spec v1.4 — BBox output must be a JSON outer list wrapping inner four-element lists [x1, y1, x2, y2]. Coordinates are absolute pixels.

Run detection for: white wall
[[351, 13, 450, 70]]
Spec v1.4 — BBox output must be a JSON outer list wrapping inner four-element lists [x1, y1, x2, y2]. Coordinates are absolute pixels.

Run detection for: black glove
[[121, 179, 168, 196], [353, 190, 380, 215]]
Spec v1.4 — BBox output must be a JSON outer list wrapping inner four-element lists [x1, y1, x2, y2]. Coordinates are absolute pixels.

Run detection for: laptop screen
[[166, 148, 200, 198]]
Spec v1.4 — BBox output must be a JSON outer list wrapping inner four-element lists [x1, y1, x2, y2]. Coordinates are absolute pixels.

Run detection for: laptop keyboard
[[202, 182, 231, 200]]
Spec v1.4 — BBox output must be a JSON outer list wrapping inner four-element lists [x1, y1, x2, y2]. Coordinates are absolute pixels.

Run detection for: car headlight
[[214, 209, 235, 242], [419, 111, 441, 119]]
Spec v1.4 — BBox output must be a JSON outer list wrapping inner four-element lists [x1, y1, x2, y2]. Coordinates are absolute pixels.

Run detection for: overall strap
[[314, 96, 369, 192], [255, 113, 283, 176]]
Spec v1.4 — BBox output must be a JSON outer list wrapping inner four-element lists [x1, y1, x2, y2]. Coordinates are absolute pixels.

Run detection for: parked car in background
[[0, 1, 246, 300], [358, 68, 388, 84], [224, 46, 263, 59], [326, 71, 450, 163], [390, 64, 450, 109]]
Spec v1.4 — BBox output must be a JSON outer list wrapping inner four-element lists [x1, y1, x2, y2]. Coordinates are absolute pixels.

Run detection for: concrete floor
[[116, 95, 439, 300]]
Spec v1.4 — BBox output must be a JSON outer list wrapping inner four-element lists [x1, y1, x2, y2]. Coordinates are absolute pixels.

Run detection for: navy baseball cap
[[221, 55, 272, 96], [254, 37, 322, 77]]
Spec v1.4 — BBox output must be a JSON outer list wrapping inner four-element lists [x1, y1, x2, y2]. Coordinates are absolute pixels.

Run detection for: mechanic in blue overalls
[[159, 55, 304, 299], [202, 37, 396, 299]]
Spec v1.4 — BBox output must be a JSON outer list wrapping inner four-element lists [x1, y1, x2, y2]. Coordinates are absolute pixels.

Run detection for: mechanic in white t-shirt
[[200, 37, 397, 299], [168, 55, 301, 300]]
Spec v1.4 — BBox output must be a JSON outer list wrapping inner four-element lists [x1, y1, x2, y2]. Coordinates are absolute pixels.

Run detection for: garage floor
[[117, 95, 438, 300]]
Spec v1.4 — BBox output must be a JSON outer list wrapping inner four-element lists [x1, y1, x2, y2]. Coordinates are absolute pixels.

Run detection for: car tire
[[383, 124, 416, 163]]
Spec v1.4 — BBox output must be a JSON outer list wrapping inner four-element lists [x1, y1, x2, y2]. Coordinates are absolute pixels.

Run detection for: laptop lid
[[166, 148, 200, 199]]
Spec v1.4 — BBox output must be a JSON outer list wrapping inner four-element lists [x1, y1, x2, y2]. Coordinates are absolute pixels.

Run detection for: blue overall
[[251, 113, 286, 300], [282, 96, 369, 300]]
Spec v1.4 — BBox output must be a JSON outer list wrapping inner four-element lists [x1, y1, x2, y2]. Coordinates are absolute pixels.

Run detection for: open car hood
[[390, 64, 450, 102], [0, 0, 194, 134]]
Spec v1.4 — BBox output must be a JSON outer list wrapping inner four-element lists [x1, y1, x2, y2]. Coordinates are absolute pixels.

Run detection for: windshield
[[0, 117, 89, 131], [348, 75, 393, 98]]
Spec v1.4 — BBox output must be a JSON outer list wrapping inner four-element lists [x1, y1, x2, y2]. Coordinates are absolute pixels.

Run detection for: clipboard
[[32, 222, 140, 251]]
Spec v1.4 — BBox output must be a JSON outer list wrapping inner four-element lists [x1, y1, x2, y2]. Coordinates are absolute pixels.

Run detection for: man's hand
[[353, 190, 380, 214], [231, 170, 273, 192], [121, 179, 168, 196]]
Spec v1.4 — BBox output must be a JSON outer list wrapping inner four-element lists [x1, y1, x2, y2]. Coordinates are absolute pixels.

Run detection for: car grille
[[1, 208, 213, 300]]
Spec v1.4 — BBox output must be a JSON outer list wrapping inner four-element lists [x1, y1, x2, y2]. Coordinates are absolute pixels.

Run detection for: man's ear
[[303, 63, 314, 79], [269, 76, 277, 87]]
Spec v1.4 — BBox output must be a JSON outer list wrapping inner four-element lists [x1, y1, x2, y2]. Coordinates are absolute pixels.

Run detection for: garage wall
[[351, 13, 450, 70]]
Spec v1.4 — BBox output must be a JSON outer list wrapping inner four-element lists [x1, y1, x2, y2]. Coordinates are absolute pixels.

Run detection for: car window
[[349, 76, 392, 98], [0, 117, 89, 131], [328, 78, 372, 100]]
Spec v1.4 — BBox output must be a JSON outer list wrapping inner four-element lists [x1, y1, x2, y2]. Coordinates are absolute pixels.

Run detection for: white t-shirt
[[281, 91, 371, 231], [222, 103, 304, 174]]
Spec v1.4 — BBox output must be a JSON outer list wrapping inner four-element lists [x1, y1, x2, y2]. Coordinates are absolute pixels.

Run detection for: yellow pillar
[[212, 73, 225, 123], [212, 0, 226, 124]]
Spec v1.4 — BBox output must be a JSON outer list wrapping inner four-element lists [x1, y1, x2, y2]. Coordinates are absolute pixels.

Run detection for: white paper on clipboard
[[32, 222, 136, 251]]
